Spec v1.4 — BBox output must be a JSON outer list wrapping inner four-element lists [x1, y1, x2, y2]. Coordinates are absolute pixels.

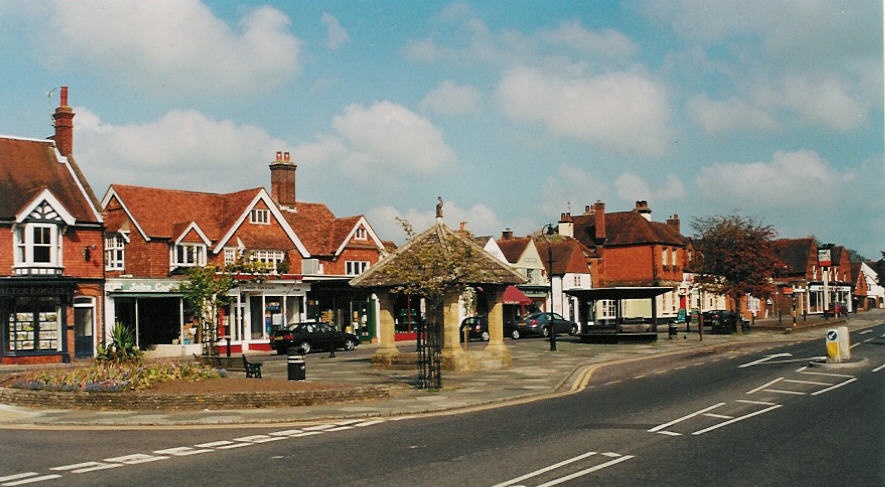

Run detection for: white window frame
[[173, 243, 206, 267], [250, 209, 269, 224], [105, 233, 127, 271], [250, 250, 285, 273], [13, 223, 62, 271], [345, 260, 370, 276], [355, 227, 367, 240]]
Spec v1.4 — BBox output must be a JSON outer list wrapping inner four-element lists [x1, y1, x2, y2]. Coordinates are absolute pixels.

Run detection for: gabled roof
[[497, 237, 534, 264], [102, 185, 308, 256], [572, 210, 684, 247], [772, 238, 816, 275], [535, 238, 593, 276], [280, 203, 384, 257], [350, 223, 526, 288], [0, 136, 101, 223]]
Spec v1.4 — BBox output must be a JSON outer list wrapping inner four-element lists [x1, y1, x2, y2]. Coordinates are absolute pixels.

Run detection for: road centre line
[[648, 403, 726, 433], [692, 404, 782, 435], [859, 329, 873, 335]]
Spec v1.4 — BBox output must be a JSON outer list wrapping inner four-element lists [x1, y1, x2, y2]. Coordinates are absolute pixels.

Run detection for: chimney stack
[[52, 86, 75, 157], [667, 214, 680, 234], [634, 200, 652, 221], [558, 212, 574, 238], [501, 228, 513, 240], [593, 200, 606, 244], [270, 150, 297, 209]]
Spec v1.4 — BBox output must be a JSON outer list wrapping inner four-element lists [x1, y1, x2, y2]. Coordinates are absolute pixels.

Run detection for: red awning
[[503, 285, 532, 305]]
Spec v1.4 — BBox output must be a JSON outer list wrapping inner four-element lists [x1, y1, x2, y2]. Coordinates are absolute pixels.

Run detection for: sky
[[0, 1, 882, 258]]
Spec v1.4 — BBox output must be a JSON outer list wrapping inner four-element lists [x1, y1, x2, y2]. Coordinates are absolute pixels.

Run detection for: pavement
[[0, 310, 880, 428]]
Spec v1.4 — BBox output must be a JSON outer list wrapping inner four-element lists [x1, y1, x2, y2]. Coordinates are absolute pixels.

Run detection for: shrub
[[9, 360, 222, 393]]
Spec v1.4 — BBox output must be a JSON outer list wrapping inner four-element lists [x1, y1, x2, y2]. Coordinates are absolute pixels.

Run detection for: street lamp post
[[543, 223, 556, 351]]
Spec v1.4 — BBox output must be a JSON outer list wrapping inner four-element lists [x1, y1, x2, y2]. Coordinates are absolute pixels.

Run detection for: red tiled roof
[[535, 238, 593, 276], [0, 137, 100, 222], [572, 210, 684, 247], [497, 237, 532, 263]]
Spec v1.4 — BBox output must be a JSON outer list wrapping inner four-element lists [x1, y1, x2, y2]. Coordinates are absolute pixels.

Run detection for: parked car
[[701, 310, 748, 334], [827, 302, 848, 317], [269, 321, 360, 354], [511, 312, 577, 340], [460, 316, 490, 341]]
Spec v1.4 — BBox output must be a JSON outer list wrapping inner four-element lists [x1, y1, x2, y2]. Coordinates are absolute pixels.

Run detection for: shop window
[[6, 297, 61, 352]]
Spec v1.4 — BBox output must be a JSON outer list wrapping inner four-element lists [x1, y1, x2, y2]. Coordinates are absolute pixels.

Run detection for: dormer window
[[105, 233, 127, 271], [355, 227, 367, 240], [250, 209, 269, 224], [173, 243, 206, 267], [13, 223, 62, 275]]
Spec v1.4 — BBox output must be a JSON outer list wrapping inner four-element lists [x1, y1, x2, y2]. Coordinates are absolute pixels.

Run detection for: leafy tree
[[691, 214, 777, 334], [180, 265, 237, 356]]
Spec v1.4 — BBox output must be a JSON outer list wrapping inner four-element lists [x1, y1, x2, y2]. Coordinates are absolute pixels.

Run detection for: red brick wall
[[324, 247, 382, 275], [62, 227, 104, 278]]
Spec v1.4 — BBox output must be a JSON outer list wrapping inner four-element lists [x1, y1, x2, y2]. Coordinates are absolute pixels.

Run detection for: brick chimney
[[666, 214, 680, 234], [558, 212, 574, 238], [501, 228, 513, 240], [270, 151, 297, 209], [52, 86, 75, 157], [593, 200, 606, 244], [634, 200, 652, 221]]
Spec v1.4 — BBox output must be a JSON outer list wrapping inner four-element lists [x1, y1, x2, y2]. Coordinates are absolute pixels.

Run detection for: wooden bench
[[193, 354, 262, 379]]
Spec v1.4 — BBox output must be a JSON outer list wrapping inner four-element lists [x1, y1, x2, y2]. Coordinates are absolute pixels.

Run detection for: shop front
[[223, 280, 309, 354], [0, 278, 99, 364], [105, 278, 189, 357]]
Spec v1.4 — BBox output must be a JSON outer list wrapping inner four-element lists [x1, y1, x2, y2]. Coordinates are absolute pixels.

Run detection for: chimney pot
[[276, 151, 282, 161], [284, 151, 290, 162]]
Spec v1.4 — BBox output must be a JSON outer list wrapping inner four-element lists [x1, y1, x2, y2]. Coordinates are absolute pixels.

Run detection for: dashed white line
[[692, 404, 782, 435], [648, 403, 726, 433], [534, 454, 635, 487], [489, 451, 599, 487], [0, 473, 63, 486], [811, 378, 857, 396]]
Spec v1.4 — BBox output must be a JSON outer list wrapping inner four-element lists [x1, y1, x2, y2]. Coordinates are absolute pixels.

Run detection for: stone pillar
[[371, 291, 399, 362], [440, 293, 468, 370], [484, 286, 511, 365]]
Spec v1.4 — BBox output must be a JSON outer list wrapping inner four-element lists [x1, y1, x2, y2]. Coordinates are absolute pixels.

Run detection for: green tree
[[691, 214, 777, 334], [180, 265, 237, 356]]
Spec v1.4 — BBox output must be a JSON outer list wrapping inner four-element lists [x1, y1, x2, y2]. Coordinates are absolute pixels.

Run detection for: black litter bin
[[287, 352, 305, 381], [668, 322, 678, 339]]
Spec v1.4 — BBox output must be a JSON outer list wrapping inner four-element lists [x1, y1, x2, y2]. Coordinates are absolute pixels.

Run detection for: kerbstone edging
[[0, 385, 389, 411]]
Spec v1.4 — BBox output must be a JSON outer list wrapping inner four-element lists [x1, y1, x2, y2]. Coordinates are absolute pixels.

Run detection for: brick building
[[0, 87, 104, 364]]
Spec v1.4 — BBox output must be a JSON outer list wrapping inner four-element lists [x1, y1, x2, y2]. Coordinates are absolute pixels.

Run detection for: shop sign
[[113, 280, 179, 293]]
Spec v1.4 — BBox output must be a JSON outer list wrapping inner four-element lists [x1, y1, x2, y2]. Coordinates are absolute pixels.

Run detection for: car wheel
[[511, 329, 520, 340], [542, 326, 549, 337], [343, 339, 356, 351], [299, 341, 311, 354], [570, 324, 578, 336], [481, 331, 490, 341]]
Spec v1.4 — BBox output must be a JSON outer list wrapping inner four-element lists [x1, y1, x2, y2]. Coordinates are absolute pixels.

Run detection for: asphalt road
[[2, 324, 883, 486]]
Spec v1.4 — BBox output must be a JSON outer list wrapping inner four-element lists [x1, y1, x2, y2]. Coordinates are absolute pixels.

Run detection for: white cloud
[[538, 21, 637, 58], [420, 81, 481, 115], [687, 95, 779, 133], [74, 107, 286, 193], [614, 173, 686, 203], [540, 165, 613, 217], [761, 75, 868, 131], [367, 200, 502, 244], [496, 66, 670, 155], [694, 150, 848, 209], [295, 101, 456, 180], [321, 12, 350, 49], [40, 0, 301, 96]]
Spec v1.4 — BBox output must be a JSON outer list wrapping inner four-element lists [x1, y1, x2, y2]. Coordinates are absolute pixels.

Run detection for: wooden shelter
[[350, 222, 525, 371]]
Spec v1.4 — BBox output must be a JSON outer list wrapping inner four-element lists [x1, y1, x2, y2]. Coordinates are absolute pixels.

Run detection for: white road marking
[[872, 363, 885, 373], [811, 378, 857, 395], [739, 353, 792, 368], [0, 474, 62, 486], [648, 403, 726, 433], [692, 404, 782, 435], [747, 377, 784, 395], [105, 454, 168, 465], [489, 451, 598, 487], [534, 454, 635, 487], [154, 446, 214, 456], [50, 461, 122, 473]]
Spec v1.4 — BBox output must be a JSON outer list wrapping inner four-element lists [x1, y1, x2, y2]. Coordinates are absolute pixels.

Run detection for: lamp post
[[542, 223, 557, 351]]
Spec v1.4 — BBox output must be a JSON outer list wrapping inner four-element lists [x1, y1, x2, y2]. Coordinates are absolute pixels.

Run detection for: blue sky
[[1, 1, 882, 257]]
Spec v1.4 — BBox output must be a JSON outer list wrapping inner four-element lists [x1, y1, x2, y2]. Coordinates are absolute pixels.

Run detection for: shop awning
[[564, 286, 672, 301], [503, 285, 532, 305]]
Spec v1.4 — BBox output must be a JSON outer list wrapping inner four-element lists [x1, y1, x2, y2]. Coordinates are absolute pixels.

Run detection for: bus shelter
[[565, 286, 672, 343]]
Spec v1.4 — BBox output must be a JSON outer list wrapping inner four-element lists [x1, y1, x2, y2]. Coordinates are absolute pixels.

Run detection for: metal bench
[[242, 355, 262, 379]]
